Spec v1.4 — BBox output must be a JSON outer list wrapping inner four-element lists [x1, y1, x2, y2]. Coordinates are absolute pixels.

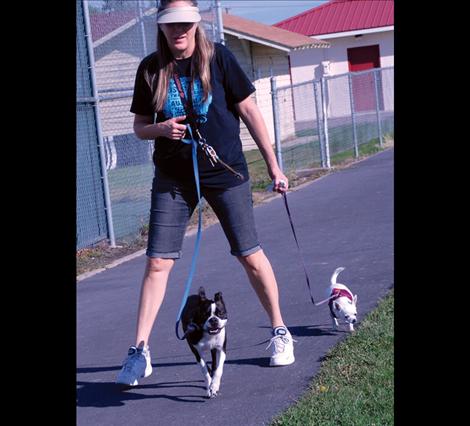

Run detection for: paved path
[[77, 148, 394, 426]]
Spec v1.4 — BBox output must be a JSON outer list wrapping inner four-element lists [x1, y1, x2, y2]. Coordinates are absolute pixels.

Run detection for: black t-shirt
[[130, 43, 256, 188]]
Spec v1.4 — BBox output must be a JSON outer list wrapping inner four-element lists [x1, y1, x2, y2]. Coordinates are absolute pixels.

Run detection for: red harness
[[328, 288, 353, 318]]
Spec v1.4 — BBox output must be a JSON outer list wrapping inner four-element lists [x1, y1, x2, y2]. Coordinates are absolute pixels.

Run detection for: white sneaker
[[116, 345, 152, 386], [267, 326, 296, 367]]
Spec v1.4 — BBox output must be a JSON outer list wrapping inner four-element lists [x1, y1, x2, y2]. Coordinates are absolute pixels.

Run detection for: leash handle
[[282, 192, 316, 305], [175, 319, 185, 340]]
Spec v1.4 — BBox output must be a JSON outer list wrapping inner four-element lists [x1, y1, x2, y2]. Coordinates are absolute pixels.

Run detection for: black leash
[[281, 192, 317, 306]]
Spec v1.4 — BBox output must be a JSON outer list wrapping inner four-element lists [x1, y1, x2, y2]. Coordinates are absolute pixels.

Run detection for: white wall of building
[[289, 29, 394, 84], [251, 43, 294, 145], [225, 36, 295, 149], [288, 29, 393, 120]]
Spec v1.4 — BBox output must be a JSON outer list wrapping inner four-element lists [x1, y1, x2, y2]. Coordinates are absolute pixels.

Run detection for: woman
[[116, 0, 295, 386]]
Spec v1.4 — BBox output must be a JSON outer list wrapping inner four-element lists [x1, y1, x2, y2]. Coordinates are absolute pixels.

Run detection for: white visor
[[157, 6, 201, 24]]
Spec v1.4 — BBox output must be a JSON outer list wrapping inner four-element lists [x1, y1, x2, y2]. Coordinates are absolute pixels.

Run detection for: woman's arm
[[133, 114, 188, 141], [235, 96, 288, 192]]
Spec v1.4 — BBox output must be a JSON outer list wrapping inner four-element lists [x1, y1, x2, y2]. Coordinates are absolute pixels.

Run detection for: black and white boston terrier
[[181, 287, 227, 398]]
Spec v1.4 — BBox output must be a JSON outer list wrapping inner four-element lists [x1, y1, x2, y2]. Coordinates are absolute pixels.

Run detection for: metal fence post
[[214, 0, 225, 45], [313, 80, 326, 168], [137, 0, 148, 57], [82, 0, 116, 247], [374, 69, 383, 147], [348, 73, 359, 158], [320, 77, 331, 169], [270, 76, 283, 172]]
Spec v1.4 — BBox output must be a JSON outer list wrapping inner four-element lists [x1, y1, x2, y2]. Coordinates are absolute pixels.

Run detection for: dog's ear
[[353, 294, 358, 304], [214, 292, 223, 303], [334, 302, 340, 311], [198, 287, 206, 301]]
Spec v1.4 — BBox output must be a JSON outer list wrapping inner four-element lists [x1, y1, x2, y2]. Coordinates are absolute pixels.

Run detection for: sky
[[90, 1, 328, 25], [199, 1, 327, 25]]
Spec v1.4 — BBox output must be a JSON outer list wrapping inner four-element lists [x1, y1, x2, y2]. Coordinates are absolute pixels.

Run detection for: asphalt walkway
[[77, 148, 394, 426]]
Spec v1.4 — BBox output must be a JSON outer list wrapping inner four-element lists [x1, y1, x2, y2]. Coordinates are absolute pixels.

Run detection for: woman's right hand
[[158, 115, 187, 140]]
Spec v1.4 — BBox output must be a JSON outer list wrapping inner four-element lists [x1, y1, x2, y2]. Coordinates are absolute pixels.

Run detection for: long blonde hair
[[145, 0, 214, 113]]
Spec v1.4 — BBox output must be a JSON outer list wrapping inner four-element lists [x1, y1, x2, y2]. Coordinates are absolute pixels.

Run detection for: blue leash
[[175, 126, 203, 340], [171, 70, 243, 339]]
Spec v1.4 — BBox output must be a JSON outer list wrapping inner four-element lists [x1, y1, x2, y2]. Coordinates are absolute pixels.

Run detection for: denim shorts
[[146, 170, 261, 259]]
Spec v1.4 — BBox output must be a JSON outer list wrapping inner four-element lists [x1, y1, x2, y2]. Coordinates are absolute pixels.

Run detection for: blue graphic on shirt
[[163, 77, 212, 127]]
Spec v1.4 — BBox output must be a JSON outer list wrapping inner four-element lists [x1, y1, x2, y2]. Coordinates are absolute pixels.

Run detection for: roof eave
[[293, 42, 329, 51], [312, 25, 394, 40], [224, 28, 328, 52]]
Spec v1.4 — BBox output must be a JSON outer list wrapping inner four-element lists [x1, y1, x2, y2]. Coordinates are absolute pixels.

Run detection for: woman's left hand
[[271, 171, 289, 193]]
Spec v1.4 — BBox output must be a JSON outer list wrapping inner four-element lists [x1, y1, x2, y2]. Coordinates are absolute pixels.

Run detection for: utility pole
[[214, 0, 225, 45]]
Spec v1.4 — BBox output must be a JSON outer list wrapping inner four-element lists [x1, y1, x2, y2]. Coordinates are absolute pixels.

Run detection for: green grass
[[295, 127, 318, 138], [282, 143, 322, 172], [107, 163, 154, 201], [295, 117, 393, 140], [271, 289, 394, 426], [245, 148, 274, 191], [245, 132, 391, 191], [330, 137, 385, 165]]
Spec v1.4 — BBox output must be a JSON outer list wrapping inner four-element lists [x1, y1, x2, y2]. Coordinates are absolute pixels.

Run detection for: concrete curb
[[77, 249, 146, 282]]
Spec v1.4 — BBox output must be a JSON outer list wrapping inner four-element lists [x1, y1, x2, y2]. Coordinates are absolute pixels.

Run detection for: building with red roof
[[274, 0, 394, 83], [275, 0, 393, 39]]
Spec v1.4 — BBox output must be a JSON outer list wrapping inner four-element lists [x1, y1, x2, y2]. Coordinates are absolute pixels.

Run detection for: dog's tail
[[330, 267, 345, 286]]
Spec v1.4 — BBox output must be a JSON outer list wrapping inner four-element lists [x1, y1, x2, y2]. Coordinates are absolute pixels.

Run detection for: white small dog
[[327, 267, 358, 332]]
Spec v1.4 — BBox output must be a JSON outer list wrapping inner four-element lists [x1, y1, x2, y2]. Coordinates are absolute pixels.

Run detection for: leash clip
[[193, 129, 218, 168], [200, 141, 219, 167]]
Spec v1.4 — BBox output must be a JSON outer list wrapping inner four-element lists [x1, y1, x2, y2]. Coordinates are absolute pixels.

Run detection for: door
[[347, 45, 383, 112]]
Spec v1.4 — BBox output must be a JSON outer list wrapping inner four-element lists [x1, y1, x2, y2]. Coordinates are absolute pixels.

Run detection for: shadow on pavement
[[225, 357, 270, 367], [76, 326, 346, 408], [288, 325, 338, 337], [76, 380, 207, 407], [258, 324, 340, 337]]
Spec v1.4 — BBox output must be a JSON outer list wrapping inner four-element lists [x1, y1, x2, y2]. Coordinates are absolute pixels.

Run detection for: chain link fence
[[274, 80, 324, 173], [77, 0, 109, 248], [77, 1, 218, 249], [77, 0, 394, 250], [272, 67, 394, 175]]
